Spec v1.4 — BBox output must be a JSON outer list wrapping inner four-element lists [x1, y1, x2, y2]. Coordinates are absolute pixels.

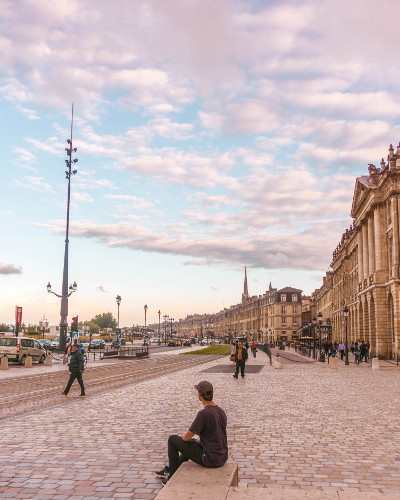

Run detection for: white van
[[0, 337, 46, 364]]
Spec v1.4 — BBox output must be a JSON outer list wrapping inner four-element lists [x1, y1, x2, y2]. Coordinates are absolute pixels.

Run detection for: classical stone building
[[330, 143, 400, 358], [178, 268, 303, 343]]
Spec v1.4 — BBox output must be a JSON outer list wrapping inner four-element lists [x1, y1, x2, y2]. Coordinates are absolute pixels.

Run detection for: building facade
[[178, 268, 303, 343], [330, 143, 400, 358]]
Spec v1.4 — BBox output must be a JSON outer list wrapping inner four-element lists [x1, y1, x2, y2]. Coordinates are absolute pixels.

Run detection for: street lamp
[[46, 105, 78, 352], [170, 317, 174, 337], [116, 295, 121, 328], [312, 317, 316, 359], [144, 305, 148, 338], [158, 310, 161, 338], [318, 312, 323, 361], [344, 307, 349, 365], [39, 315, 48, 340], [163, 314, 168, 343]]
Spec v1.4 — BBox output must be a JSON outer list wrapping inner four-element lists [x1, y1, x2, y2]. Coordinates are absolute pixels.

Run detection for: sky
[[1, 0, 400, 327]]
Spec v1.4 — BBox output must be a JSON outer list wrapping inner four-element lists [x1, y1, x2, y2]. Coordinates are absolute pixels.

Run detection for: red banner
[[15, 306, 22, 327]]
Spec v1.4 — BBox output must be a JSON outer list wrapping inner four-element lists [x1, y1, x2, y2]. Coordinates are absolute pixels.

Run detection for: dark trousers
[[340, 350, 344, 360], [65, 370, 85, 395], [168, 435, 204, 477], [234, 359, 245, 377]]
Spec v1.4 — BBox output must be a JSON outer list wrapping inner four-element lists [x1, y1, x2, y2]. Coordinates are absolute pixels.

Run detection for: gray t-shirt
[[189, 405, 228, 467]]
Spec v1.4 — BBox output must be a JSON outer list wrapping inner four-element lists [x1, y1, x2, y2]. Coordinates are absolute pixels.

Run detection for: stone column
[[362, 223, 369, 280], [392, 196, 400, 279], [368, 216, 376, 275], [374, 205, 383, 271], [358, 229, 364, 285]]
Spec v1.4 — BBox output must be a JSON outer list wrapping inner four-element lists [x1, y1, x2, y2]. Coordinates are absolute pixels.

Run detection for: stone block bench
[[227, 487, 400, 499], [155, 461, 238, 500]]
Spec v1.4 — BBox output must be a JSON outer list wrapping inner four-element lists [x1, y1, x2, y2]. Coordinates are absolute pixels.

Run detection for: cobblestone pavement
[[1, 348, 400, 499]]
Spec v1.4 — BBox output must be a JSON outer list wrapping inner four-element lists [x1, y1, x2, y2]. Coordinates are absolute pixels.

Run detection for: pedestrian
[[155, 380, 228, 485], [350, 342, 355, 354], [232, 340, 248, 378], [338, 342, 345, 360], [360, 341, 367, 362], [365, 341, 370, 362], [60, 344, 86, 397], [354, 342, 360, 364], [251, 342, 258, 359]]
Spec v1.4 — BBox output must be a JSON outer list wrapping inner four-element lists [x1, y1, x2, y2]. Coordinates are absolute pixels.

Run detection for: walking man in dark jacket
[[232, 340, 248, 378], [61, 344, 86, 397]]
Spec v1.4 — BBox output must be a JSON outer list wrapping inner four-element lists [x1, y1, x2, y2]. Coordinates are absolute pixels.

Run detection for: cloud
[[0, 263, 22, 275]]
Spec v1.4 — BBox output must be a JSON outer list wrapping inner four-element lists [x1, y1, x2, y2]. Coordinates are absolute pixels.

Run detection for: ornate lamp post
[[344, 306, 349, 365], [318, 312, 323, 361], [46, 105, 78, 352], [144, 305, 148, 338], [170, 317, 174, 337], [312, 317, 316, 359], [163, 314, 168, 343], [116, 295, 121, 328], [158, 310, 161, 338]]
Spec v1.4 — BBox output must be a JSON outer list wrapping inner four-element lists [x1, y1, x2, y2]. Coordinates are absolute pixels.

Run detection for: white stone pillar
[[374, 205, 383, 271], [368, 216, 376, 275], [392, 196, 400, 278], [358, 229, 364, 284], [362, 223, 369, 280]]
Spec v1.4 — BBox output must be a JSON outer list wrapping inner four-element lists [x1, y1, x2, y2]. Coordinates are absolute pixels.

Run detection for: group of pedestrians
[[322, 340, 370, 363]]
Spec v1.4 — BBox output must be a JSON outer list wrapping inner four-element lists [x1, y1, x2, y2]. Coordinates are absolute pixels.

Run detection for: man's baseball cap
[[194, 380, 213, 394]]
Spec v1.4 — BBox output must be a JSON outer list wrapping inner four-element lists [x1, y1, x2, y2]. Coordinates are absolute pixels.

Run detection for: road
[[0, 352, 221, 421]]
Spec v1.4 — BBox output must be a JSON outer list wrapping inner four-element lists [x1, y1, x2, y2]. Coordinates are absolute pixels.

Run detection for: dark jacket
[[68, 349, 85, 372], [232, 344, 248, 363]]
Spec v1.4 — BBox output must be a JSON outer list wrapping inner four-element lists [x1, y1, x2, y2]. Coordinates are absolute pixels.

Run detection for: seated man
[[156, 380, 228, 485]]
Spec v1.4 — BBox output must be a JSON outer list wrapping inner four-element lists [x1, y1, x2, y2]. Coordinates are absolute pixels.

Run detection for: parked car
[[183, 339, 192, 346], [88, 339, 106, 351], [168, 340, 178, 347], [38, 339, 52, 349], [111, 337, 126, 347], [49, 336, 71, 351], [0, 337, 46, 364]]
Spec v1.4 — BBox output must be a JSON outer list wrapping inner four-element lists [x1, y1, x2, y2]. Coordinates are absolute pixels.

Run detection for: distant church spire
[[269, 281, 272, 291], [242, 266, 249, 302]]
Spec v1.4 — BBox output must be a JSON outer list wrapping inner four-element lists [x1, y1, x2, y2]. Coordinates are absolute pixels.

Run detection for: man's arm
[[181, 430, 195, 442]]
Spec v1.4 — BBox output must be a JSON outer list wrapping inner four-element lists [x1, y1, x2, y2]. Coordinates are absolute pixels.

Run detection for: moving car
[[88, 339, 106, 350], [0, 337, 46, 364], [183, 339, 191, 346]]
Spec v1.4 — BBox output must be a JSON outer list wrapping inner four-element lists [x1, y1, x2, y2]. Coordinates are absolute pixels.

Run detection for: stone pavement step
[[155, 461, 238, 500], [227, 487, 400, 499]]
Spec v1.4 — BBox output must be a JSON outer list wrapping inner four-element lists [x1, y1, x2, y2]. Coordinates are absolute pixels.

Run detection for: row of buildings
[[177, 141, 400, 359]]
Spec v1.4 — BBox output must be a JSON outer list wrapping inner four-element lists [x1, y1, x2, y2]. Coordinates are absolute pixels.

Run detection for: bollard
[[45, 355, 52, 366], [329, 357, 338, 370], [25, 355, 33, 368], [1, 356, 8, 370], [274, 354, 282, 369], [372, 357, 380, 370]]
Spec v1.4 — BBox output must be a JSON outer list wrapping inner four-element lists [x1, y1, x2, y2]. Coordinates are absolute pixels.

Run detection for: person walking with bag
[[60, 344, 86, 397], [232, 340, 248, 378], [251, 342, 258, 359]]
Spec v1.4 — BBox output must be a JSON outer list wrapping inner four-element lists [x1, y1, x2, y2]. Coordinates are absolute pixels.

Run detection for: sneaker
[[60, 391, 68, 396], [155, 466, 169, 477], [78, 393, 86, 397], [162, 474, 170, 486]]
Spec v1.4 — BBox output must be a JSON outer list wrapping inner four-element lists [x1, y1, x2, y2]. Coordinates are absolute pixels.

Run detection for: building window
[[282, 306, 286, 314], [282, 317, 286, 325], [293, 294, 298, 302], [281, 294, 286, 302], [293, 317, 297, 325], [293, 305, 297, 313]]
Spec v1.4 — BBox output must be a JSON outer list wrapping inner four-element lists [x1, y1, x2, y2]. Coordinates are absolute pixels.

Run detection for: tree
[[0, 323, 10, 332], [90, 312, 117, 330]]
